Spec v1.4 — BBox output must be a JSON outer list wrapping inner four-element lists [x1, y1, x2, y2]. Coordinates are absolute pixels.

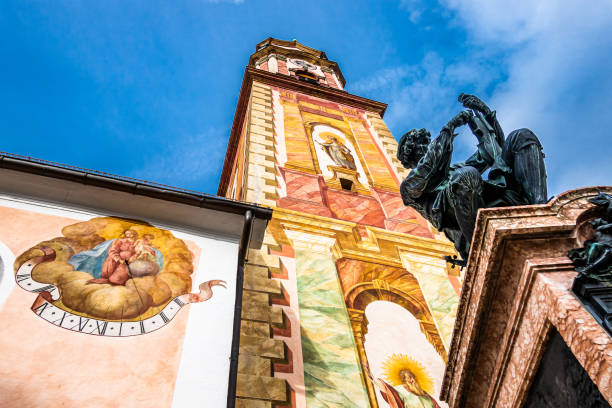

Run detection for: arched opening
[[294, 69, 319, 85], [339, 178, 354, 191], [343, 272, 447, 408], [364, 301, 447, 408]]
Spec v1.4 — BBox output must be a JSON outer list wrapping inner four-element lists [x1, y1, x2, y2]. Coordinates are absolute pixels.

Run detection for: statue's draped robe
[[400, 110, 544, 258]]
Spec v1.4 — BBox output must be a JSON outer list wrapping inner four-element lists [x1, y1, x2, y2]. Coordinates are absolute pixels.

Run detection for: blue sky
[[1, 1, 611, 195]]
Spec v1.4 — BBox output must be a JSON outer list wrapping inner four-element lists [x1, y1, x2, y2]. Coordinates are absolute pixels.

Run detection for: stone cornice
[[269, 206, 455, 267], [441, 186, 612, 407]]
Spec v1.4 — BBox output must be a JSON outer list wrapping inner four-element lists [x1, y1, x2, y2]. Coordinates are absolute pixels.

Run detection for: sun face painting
[[14, 216, 225, 336]]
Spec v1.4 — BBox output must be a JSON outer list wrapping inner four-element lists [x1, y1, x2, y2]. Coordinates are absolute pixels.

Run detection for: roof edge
[[0, 153, 272, 221]]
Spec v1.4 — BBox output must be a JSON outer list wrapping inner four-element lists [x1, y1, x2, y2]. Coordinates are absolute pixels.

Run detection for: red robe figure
[[88, 230, 137, 285]]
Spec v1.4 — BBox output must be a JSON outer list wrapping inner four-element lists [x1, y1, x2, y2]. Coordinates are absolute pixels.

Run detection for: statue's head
[[397, 128, 431, 168]]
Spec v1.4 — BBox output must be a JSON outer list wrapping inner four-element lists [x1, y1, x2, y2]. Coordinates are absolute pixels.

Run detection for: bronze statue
[[398, 94, 548, 262]]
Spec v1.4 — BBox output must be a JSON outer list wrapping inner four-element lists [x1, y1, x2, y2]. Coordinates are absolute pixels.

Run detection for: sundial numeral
[[33, 302, 51, 316], [159, 311, 169, 324], [78, 317, 90, 332], [32, 285, 56, 293], [95, 321, 108, 336], [174, 298, 185, 307], [16, 274, 30, 283], [140, 321, 145, 334]]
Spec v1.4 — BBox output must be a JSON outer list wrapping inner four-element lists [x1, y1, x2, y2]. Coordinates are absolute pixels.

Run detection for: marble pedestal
[[441, 187, 612, 408]]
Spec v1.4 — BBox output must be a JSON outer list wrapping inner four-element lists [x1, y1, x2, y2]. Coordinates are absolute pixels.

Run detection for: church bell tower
[[219, 38, 460, 408]]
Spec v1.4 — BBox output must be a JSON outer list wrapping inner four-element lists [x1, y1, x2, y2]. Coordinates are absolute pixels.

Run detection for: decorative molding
[[218, 67, 387, 196], [441, 186, 612, 408]]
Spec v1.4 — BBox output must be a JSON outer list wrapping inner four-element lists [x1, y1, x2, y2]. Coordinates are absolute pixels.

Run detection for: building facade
[[0, 153, 271, 407], [218, 38, 461, 408]]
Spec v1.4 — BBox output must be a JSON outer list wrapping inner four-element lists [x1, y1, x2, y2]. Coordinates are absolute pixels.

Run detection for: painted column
[[400, 252, 459, 349], [285, 230, 370, 408]]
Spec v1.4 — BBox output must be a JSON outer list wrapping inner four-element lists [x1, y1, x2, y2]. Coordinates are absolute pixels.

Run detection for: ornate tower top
[[249, 38, 346, 90]]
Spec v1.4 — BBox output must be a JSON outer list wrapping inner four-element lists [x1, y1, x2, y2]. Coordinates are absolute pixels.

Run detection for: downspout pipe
[[226, 209, 254, 408]]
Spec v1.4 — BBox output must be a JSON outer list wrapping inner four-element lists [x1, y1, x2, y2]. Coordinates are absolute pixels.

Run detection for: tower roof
[[249, 38, 346, 87]]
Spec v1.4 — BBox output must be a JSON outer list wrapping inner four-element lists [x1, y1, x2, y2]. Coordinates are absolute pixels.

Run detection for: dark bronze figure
[[569, 192, 612, 282], [397, 94, 548, 261], [569, 192, 612, 336]]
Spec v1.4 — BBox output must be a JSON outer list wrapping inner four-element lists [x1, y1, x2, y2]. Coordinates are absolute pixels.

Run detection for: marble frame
[[442, 187, 612, 408]]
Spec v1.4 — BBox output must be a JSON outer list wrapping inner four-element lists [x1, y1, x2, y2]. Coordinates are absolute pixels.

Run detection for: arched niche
[[345, 282, 447, 408], [364, 301, 447, 408], [309, 123, 369, 190], [347, 283, 446, 360]]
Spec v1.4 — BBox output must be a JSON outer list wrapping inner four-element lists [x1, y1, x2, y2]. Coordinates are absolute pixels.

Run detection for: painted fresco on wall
[[14, 216, 225, 336], [363, 301, 447, 408], [311, 124, 368, 188]]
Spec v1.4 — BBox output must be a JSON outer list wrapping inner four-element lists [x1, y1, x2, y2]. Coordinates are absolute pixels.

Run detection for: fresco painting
[[363, 301, 447, 408], [294, 249, 370, 408], [13, 216, 225, 336], [401, 255, 460, 348]]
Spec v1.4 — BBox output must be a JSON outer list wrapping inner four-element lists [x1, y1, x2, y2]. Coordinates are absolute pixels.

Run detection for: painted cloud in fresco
[[14, 217, 194, 320]]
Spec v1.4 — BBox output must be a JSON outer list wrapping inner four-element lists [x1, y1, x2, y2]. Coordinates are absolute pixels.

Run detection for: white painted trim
[[0, 240, 15, 309], [171, 237, 239, 407]]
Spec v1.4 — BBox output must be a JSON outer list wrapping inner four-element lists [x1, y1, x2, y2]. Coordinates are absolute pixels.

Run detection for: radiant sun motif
[[381, 353, 434, 394]]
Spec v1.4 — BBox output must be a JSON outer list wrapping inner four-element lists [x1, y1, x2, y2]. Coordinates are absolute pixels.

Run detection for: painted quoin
[[218, 38, 461, 408]]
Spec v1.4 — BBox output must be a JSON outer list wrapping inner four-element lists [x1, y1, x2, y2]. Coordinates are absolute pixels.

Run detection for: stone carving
[[568, 192, 612, 336], [398, 94, 548, 261], [569, 192, 612, 282]]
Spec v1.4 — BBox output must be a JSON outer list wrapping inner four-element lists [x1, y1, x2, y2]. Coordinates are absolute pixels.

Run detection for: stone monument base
[[442, 187, 612, 408]]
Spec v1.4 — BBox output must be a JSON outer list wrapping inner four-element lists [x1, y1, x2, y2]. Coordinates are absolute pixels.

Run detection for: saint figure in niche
[[316, 133, 357, 170], [364, 354, 440, 408]]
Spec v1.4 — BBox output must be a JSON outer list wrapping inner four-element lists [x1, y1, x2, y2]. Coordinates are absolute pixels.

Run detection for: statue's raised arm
[[398, 93, 548, 262]]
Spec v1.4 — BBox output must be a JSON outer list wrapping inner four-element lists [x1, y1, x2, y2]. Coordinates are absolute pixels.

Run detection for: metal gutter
[[0, 152, 272, 221], [226, 209, 254, 408]]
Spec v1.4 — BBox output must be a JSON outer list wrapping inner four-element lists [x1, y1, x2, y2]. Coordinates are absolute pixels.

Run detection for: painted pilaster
[[236, 243, 292, 407], [284, 230, 370, 408], [399, 251, 459, 349]]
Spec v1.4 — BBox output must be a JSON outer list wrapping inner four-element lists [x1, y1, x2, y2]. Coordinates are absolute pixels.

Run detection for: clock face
[[291, 59, 317, 72], [14, 216, 224, 337]]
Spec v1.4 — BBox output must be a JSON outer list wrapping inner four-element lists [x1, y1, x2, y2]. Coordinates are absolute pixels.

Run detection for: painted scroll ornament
[[14, 217, 226, 336]]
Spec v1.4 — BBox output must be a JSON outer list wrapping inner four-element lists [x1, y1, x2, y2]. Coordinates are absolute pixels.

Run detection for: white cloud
[[443, 0, 612, 194], [399, 0, 425, 23], [129, 129, 226, 189], [356, 1, 612, 195]]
